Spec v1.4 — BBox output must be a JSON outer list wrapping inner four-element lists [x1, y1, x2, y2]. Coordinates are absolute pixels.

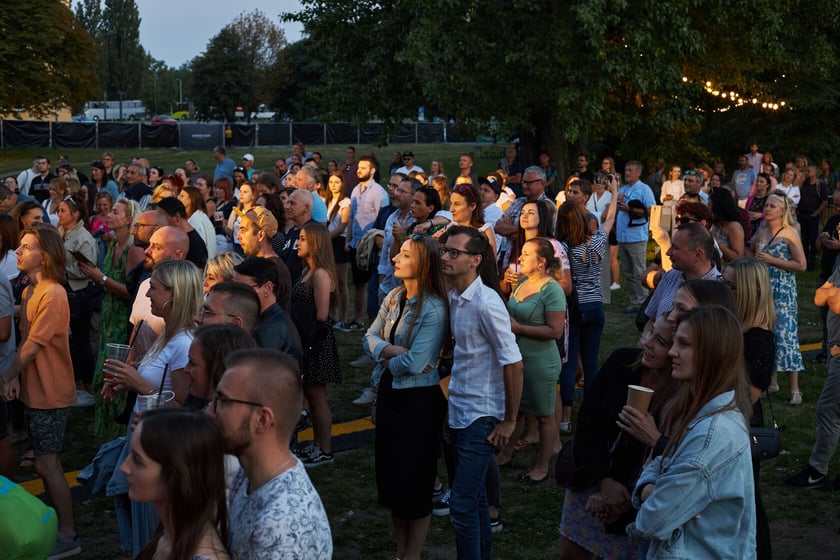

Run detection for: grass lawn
[[3, 147, 839, 558]]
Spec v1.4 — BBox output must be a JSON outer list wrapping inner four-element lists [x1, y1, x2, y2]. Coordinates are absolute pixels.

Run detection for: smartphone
[[70, 250, 92, 266]]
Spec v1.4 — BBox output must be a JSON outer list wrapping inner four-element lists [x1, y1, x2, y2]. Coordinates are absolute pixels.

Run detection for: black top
[[185, 229, 208, 270], [743, 327, 774, 427], [123, 182, 152, 202], [30, 172, 57, 203], [253, 303, 303, 365], [821, 215, 840, 281]]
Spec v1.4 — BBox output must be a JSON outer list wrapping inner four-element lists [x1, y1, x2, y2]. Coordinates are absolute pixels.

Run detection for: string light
[[682, 76, 786, 112]]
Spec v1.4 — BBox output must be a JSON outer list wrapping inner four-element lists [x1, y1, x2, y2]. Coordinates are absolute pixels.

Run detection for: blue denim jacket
[[364, 289, 448, 389], [627, 391, 756, 559]]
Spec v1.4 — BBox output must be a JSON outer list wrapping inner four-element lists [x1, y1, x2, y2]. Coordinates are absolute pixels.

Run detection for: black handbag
[[751, 391, 783, 461], [554, 437, 587, 490]]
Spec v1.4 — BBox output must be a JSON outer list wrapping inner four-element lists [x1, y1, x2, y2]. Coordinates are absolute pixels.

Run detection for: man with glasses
[[494, 166, 550, 238], [440, 226, 523, 559], [207, 349, 332, 559], [197, 281, 260, 334], [124, 211, 169, 298], [616, 160, 656, 314], [233, 257, 302, 364], [28, 156, 56, 203]]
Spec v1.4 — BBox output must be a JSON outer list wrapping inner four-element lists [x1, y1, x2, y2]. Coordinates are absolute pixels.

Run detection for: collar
[[451, 275, 483, 302]]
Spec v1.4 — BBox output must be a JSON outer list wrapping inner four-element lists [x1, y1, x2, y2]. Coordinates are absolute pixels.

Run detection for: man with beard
[[344, 156, 388, 330], [206, 349, 332, 558], [125, 211, 169, 299]]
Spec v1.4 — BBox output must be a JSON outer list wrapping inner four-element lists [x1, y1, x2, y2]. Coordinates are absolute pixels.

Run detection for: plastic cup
[[214, 211, 224, 222], [136, 391, 175, 411], [104, 343, 131, 382], [626, 385, 654, 413]]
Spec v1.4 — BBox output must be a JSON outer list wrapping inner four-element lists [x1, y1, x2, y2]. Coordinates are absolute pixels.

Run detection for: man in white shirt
[[440, 226, 523, 560], [394, 151, 424, 175]]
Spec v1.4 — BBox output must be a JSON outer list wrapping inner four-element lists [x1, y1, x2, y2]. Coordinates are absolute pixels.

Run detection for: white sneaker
[[352, 387, 377, 406], [350, 355, 375, 368], [610, 282, 621, 291], [74, 390, 95, 407]]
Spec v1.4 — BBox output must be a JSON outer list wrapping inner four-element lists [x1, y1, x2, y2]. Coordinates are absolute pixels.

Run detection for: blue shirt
[[364, 290, 448, 389], [731, 169, 757, 200], [616, 181, 655, 243], [348, 180, 389, 248], [213, 157, 236, 183], [628, 390, 756, 559], [311, 192, 328, 223]]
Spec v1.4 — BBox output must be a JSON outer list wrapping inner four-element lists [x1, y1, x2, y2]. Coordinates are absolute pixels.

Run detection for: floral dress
[[766, 240, 805, 372]]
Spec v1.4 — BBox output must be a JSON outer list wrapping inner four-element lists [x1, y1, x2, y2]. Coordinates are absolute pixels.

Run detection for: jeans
[[618, 241, 649, 306], [809, 355, 840, 473], [450, 416, 499, 560], [559, 302, 605, 405]]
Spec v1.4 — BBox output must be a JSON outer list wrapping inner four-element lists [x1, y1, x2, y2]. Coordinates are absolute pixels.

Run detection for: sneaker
[[432, 489, 450, 516], [346, 321, 365, 331], [490, 516, 504, 534], [789, 391, 803, 405], [432, 485, 446, 502], [73, 390, 95, 407], [294, 441, 316, 460], [350, 355, 375, 368], [302, 446, 334, 468], [333, 320, 350, 332], [352, 387, 377, 406], [48, 537, 81, 560], [767, 383, 780, 393], [786, 465, 827, 488], [610, 282, 621, 291], [295, 410, 312, 432], [559, 422, 572, 433]]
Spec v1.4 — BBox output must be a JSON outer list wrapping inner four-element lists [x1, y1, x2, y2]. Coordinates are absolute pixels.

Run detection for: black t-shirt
[[744, 327, 774, 427], [29, 172, 56, 203], [185, 229, 208, 270], [821, 215, 840, 281]]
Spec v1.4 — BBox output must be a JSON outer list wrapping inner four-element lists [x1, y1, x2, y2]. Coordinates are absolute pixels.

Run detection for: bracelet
[[427, 219, 433, 228]]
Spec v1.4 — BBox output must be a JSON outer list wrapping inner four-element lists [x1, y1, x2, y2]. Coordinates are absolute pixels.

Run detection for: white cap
[[242, 153, 254, 162]]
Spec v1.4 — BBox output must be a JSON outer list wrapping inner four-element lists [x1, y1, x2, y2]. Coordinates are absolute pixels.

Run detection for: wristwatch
[[100, 275, 108, 286]]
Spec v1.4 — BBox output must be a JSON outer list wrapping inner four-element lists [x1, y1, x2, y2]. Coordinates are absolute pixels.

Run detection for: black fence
[[0, 120, 489, 150]]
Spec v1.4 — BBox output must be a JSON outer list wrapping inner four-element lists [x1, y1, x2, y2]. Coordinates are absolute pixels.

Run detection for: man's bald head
[[286, 189, 313, 227], [144, 225, 188, 269]]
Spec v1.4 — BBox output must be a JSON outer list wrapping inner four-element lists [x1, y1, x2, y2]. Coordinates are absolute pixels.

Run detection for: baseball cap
[[242, 153, 254, 162], [234, 206, 278, 238]]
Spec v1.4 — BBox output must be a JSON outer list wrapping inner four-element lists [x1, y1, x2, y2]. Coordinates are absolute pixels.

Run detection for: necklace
[[266, 456, 295, 481]]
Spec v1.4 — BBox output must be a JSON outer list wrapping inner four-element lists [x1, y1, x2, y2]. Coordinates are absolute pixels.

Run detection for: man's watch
[[100, 275, 108, 286]]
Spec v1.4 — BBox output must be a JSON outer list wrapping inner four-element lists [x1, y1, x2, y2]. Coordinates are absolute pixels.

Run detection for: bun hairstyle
[[524, 237, 560, 274]]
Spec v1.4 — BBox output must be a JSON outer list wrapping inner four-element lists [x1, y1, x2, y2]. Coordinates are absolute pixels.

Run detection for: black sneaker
[[432, 489, 450, 516], [295, 410, 312, 432], [785, 465, 828, 488], [302, 446, 334, 468], [490, 516, 503, 533], [48, 537, 81, 560]]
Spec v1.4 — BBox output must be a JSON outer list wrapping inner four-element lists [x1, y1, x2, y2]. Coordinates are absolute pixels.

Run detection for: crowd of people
[[0, 142, 838, 559]]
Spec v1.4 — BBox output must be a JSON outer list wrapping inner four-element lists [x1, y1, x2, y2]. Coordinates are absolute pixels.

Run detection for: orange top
[[20, 281, 75, 409]]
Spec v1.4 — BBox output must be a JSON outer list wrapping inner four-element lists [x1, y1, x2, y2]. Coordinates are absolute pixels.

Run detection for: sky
[[137, 0, 304, 68]]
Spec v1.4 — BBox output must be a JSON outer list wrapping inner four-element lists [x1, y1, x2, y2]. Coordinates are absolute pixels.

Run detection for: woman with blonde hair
[[202, 252, 244, 297], [42, 177, 68, 224], [102, 259, 203, 556], [291, 223, 341, 467], [364, 235, 448, 560], [225, 182, 255, 255], [723, 256, 775, 559], [429, 159, 445, 181], [751, 191, 806, 403], [151, 182, 176, 204]]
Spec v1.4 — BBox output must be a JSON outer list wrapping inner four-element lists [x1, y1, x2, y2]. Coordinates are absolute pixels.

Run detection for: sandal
[[513, 439, 536, 452], [789, 392, 803, 405]]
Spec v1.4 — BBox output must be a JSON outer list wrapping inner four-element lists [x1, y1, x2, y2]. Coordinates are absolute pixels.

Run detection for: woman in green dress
[[497, 237, 566, 483], [78, 198, 145, 438]]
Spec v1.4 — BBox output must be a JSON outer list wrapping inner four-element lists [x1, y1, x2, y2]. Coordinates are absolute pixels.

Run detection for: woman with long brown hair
[[291, 223, 341, 467]]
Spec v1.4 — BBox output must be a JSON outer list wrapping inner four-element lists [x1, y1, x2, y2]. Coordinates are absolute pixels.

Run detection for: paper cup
[[627, 385, 654, 413], [136, 391, 175, 411]]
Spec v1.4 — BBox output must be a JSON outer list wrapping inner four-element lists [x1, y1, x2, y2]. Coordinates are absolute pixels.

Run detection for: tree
[[0, 0, 99, 118], [286, 0, 840, 171], [190, 10, 288, 120]]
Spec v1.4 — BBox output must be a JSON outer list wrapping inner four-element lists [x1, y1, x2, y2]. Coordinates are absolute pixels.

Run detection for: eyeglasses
[[132, 222, 158, 229], [210, 392, 263, 412], [675, 216, 698, 224], [387, 182, 402, 189], [440, 247, 478, 259], [199, 307, 237, 319]]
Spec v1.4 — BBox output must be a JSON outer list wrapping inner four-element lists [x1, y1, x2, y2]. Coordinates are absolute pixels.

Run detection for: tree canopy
[[0, 0, 99, 118], [190, 10, 289, 121], [285, 0, 840, 170]]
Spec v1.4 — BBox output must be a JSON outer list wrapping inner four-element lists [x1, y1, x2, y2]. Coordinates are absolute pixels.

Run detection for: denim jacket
[[363, 288, 448, 389], [627, 391, 756, 559]]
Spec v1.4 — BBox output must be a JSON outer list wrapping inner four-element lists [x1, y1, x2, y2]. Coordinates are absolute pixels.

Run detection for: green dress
[[93, 239, 133, 439], [507, 277, 566, 416]]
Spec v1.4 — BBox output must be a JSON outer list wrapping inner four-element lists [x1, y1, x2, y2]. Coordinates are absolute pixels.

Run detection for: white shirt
[[448, 276, 522, 429], [395, 164, 425, 175], [586, 190, 612, 224], [188, 211, 218, 258]]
